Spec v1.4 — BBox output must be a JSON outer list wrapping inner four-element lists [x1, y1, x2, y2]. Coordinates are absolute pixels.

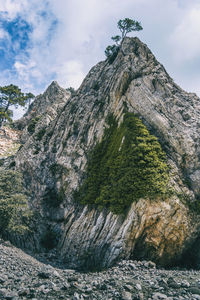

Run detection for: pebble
[[152, 292, 168, 299], [189, 287, 200, 295], [136, 283, 142, 290], [122, 290, 132, 300], [0, 241, 200, 299]]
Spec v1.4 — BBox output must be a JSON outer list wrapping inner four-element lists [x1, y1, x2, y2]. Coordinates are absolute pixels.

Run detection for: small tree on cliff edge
[[105, 18, 143, 63], [0, 84, 34, 128], [117, 18, 143, 40]]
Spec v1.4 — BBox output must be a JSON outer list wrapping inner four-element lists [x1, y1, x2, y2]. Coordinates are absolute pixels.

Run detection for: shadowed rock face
[[12, 37, 200, 269]]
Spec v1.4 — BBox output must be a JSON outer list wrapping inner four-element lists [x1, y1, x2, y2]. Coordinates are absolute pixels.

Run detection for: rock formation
[[0, 127, 21, 159], [3, 37, 200, 270]]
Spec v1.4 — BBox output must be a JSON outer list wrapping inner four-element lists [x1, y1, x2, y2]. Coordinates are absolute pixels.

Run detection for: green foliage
[[36, 128, 46, 141], [0, 84, 34, 128], [0, 169, 31, 234], [105, 45, 119, 63], [33, 145, 41, 155], [0, 108, 13, 125], [75, 113, 169, 214], [92, 81, 100, 91], [111, 35, 121, 45], [9, 161, 16, 168], [105, 18, 143, 63], [27, 116, 41, 134], [66, 87, 76, 96], [49, 163, 69, 177], [117, 18, 143, 39]]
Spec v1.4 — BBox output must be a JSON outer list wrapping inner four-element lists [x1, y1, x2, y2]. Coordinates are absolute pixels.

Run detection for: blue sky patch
[[0, 15, 32, 71], [0, 0, 199, 121]]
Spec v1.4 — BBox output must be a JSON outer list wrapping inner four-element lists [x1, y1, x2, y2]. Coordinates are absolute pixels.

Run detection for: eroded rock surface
[[9, 37, 200, 269], [0, 127, 21, 158]]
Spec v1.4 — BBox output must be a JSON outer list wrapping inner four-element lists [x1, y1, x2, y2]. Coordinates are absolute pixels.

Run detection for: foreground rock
[[1, 240, 200, 300]]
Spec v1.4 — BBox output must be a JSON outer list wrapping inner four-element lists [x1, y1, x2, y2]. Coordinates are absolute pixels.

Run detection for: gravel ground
[[0, 240, 200, 299]]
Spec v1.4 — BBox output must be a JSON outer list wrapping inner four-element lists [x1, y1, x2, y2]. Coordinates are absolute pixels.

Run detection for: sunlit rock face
[[12, 37, 200, 270]]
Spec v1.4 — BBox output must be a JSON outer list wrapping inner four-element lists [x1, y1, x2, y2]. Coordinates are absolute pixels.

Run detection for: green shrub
[[75, 113, 169, 214], [66, 87, 76, 97], [49, 163, 68, 177], [92, 81, 100, 91], [105, 45, 119, 64], [0, 169, 32, 234], [33, 145, 41, 155], [36, 128, 46, 141], [9, 161, 16, 168], [27, 116, 41, 134]]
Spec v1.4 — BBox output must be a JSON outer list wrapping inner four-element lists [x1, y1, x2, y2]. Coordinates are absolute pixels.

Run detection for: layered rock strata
[[11, 37, 200, 269]]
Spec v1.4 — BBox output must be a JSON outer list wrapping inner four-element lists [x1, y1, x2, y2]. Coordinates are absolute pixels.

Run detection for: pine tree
[[0, 84, 34, 128]]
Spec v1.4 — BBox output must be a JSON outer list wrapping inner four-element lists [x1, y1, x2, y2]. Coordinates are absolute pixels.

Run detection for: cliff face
[[12, 37, 200, 269], [0, 127, 21, 159]]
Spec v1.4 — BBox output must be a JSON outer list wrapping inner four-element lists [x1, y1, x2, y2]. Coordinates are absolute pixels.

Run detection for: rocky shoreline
[[0, 240, 200, 300]]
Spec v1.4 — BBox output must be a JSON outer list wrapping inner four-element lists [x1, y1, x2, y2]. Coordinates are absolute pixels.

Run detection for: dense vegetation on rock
[[0, 169, 31, 234], [76, 113, 169, 214]]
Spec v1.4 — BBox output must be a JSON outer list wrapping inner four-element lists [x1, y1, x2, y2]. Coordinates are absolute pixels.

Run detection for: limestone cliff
[[7, 37, 200, 269]]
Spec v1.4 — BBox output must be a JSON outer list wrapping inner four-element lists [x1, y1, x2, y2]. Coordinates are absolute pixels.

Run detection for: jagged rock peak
[[47, 80, 60, 88], [25, 80, 70, 118], [14, 81, 70, 132], [44, 80, 69, 96], [42, 80, 69, 102], [121, 37, 152, 55]]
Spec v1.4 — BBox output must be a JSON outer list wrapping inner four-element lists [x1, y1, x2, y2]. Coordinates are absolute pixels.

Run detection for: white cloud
[[169, 4, 200, 62], [2, 0, 181, 94], [0, 0, 30, 20], [14, 60, 38, 84], [1, 0, 200, 118], [0, 28, 8, 39], [181, 76, 200, 96], [56, 60, 85, 89], [12, 105, 27, 120]]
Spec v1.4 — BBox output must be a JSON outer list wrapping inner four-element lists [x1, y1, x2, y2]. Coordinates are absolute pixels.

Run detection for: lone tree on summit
[[117, 18, 143, 40], [0, 84, 34, 128], [105, 18, 143, 63]]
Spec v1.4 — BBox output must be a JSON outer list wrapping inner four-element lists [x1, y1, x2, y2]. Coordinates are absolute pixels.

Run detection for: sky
[[0, 0, 200, 119]]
